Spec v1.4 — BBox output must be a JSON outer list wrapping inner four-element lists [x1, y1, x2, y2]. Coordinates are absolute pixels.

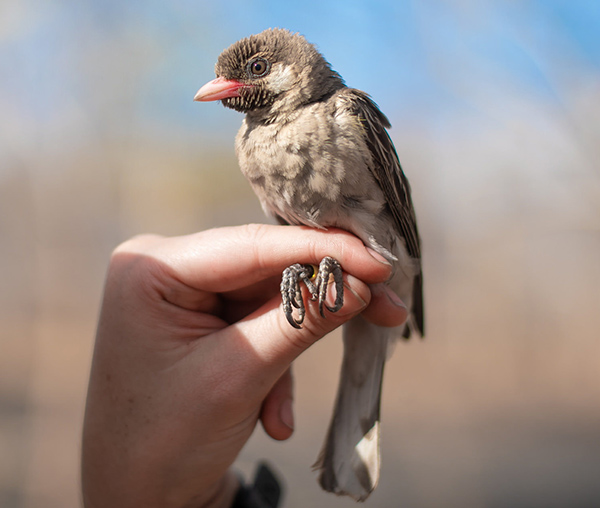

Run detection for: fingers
[[224, 273, 371, 377], [362, 283, 409, 328], [260, 368, 294, 441], [119, 225, 393, 295]]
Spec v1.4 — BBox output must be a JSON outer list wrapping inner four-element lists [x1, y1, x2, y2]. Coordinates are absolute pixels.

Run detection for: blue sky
[[1, 0, 599, 155]]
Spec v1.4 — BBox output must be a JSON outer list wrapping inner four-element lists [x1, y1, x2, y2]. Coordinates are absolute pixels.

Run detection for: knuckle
[[237, 223, 273, 272], [239, 223, 271, 244]]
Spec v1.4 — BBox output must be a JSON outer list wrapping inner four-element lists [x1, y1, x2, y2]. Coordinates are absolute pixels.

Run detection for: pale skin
[[81, 224, 408, 508]]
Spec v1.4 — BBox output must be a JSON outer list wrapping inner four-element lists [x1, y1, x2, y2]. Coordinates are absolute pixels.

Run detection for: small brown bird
[[195, 28, 423, 501]]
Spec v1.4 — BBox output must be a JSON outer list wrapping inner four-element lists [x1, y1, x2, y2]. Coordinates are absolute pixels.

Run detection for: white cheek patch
[[267, 63, 296, 93]]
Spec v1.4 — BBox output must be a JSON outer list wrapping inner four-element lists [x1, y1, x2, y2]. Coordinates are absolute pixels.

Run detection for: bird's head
[[194, 28, 344, 120]]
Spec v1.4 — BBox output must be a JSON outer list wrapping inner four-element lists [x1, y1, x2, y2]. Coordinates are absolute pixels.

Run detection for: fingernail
[[280, 398, 294, 430], [343, 274, 369, 310], [366, 247, 391, 266], [383, 285, 408, 309]]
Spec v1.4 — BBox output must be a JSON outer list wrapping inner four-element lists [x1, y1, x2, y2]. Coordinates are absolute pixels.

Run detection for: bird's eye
[[248, 58, 270, 78]]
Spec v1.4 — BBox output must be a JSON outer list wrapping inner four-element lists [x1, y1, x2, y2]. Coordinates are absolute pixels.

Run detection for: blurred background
[[1, 1, 599, 507]]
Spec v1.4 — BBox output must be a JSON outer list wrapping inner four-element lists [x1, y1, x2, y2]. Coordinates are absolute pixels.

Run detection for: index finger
[[123, 224, 392, 293]]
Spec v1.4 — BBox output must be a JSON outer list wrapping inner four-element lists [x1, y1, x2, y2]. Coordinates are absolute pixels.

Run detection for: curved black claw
[[280, 264, 317, 328], [280, 257, 344, 328], [315, 256, 344, 318]]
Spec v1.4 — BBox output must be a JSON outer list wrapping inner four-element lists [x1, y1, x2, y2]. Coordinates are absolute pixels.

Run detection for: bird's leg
[[315, 256, 344, 317], [281, 264, 317, 328], [280, 257, 344, 328]]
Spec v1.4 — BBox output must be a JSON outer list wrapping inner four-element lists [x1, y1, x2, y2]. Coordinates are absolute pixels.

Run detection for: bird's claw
[[280, 263, 316, 328], [315, 256, 344, 317], [280, 256, 344, 328]]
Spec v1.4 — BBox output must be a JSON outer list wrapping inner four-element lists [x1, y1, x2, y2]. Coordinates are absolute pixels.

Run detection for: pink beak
[[193, 77, 246, 102]]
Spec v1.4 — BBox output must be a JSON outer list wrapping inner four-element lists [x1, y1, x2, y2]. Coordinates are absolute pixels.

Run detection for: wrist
[[82, 464, 239, 508]]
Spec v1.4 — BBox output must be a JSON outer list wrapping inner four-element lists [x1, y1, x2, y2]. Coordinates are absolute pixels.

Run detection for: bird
[[194, 28, 423, 502]]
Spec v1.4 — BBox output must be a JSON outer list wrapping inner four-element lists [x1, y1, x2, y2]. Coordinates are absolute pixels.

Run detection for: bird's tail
[[314, 315, 389, 502]]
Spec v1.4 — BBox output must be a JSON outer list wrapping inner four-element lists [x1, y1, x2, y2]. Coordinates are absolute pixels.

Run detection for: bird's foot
[[280, 256, 344, 328]]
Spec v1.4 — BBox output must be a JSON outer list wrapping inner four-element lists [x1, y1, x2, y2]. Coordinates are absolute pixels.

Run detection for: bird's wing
[[339, 88, 424, 336], [342, 88, 421, 260]]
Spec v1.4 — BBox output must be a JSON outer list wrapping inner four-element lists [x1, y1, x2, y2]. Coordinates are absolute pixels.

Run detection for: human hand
[[81, 224, 407, 508]]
